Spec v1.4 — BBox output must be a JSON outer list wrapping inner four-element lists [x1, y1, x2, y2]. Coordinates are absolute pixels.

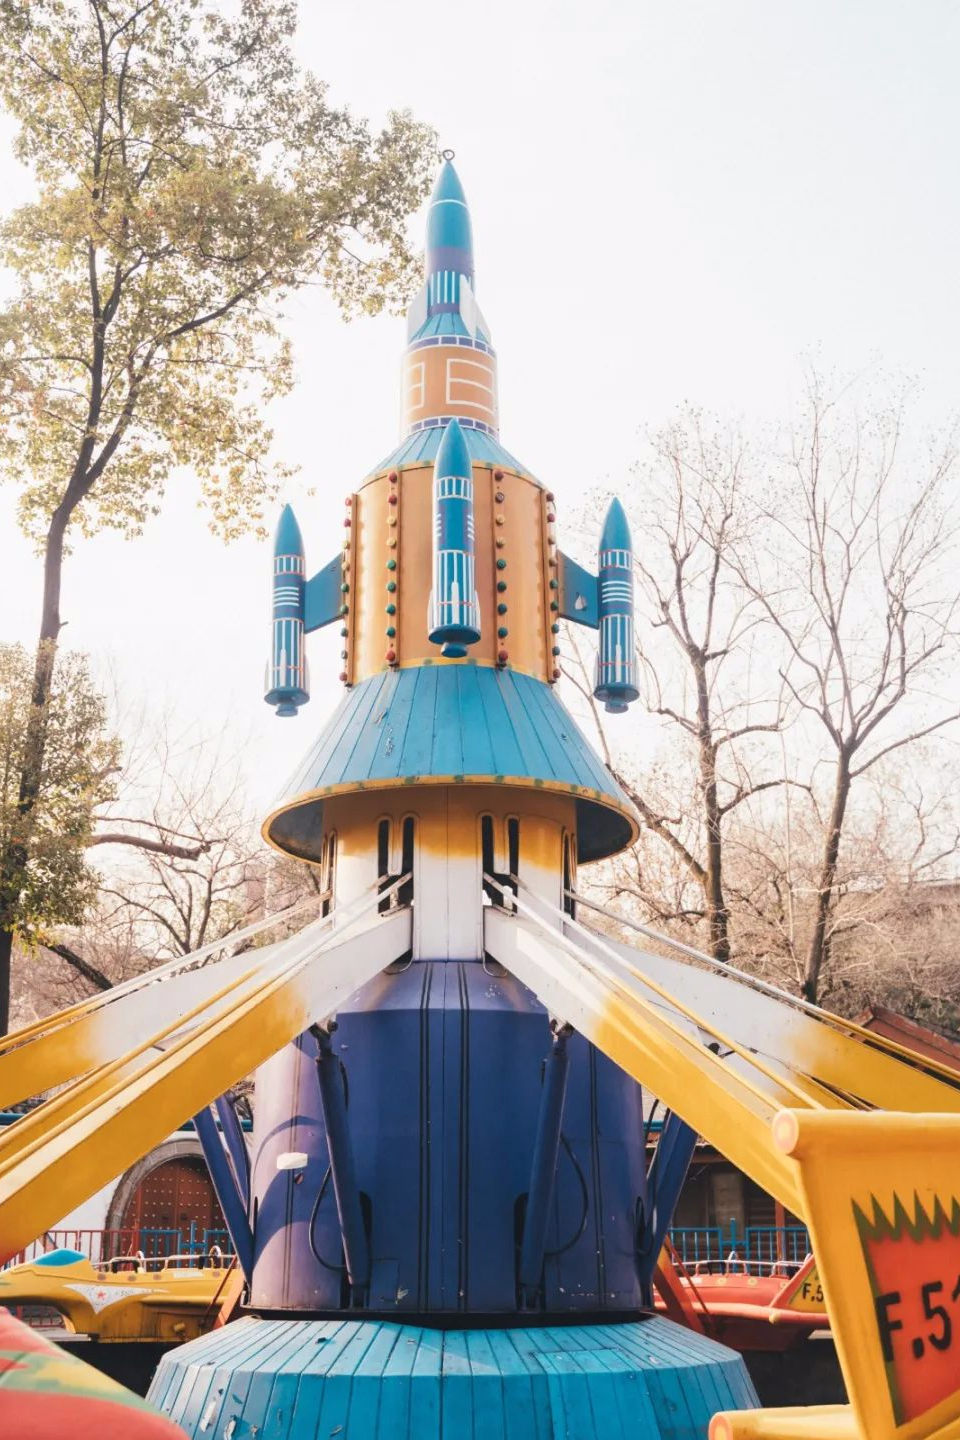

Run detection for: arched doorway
[[114, 1147, 227, 1259]]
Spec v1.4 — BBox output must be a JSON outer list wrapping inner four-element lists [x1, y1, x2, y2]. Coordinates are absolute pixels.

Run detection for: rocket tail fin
[[406, 281, 429, 340]]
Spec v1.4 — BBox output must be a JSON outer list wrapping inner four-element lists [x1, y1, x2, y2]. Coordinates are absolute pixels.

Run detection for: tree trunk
[[0, 929, 11, 1034], [803, 748, 852, 1004], [701, 753, 730, 963], [695, 660, 730, 964], [0, 513, 68, 1035]]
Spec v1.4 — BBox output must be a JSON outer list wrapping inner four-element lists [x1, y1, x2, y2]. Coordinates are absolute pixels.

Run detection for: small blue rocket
[[428, 418, 481, 658], [594, 498, 638, 713], [264, 504, 309, 716]]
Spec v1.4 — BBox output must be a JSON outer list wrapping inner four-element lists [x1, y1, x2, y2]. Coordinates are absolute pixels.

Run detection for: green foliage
[[0, 0, 436, 542], [0, 642, 119, 940]]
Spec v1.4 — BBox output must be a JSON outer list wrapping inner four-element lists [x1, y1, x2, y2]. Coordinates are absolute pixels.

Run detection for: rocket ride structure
[[148, 155, 756, 1435], [6, 154, 960, 1440]]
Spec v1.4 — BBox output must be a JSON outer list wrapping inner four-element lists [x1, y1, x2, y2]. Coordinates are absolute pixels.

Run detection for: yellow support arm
[[486, 904, 960, 1440], [0, 936, 291, 1111], [596, 928, 960, 1115], [709, 1408, 860, 1439], [0, 908, 411, 1265], [485, 907, 807, 1212]]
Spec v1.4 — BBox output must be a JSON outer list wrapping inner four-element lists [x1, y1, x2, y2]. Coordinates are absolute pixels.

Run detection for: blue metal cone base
[[148, 1316, 757, 1438], [262, 666, 640, 864]]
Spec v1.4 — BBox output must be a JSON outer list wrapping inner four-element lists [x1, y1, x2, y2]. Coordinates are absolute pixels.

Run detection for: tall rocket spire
[[425, 158, 475, 318], [402, 151, 497, 437]]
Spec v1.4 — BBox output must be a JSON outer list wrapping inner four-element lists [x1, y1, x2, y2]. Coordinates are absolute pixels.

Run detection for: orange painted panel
[[350, 462, 552, 685], [401, 345, 499, 433]]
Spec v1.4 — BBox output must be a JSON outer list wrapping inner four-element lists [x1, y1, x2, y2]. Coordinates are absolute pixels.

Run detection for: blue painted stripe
[[372, 668, 419, 779], [432, 665, 465, 775], [456, 666, 497, 774], [401, 666, 440, 778], [301, 670, 388, 791]]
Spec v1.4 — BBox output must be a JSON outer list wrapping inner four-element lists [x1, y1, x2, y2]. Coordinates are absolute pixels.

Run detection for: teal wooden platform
[[148, 1316, 757, 1439]]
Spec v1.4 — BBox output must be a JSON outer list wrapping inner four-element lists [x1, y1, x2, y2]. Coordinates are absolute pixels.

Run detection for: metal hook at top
[[441, 148, 456, 162]]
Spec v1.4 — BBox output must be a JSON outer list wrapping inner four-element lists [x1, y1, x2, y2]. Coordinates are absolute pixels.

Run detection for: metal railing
[[2, 1225, 236, 1271], [668, 1223, 810, 1269]]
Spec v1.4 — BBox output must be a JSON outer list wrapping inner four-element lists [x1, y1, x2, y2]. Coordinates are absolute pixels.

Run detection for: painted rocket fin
[[557, 550, 599, 628], [458, 275, 490, 341], [304, 553, 344, 633], [406, 281, 428, 340]]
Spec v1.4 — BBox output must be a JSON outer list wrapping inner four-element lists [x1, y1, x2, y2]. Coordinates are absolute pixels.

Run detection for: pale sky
[[2, 1, 959, 809]]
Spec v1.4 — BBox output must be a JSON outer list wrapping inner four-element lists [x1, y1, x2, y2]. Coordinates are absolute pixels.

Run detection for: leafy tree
[[0, 642, 119, 976], [0, 0, 435, 1027]]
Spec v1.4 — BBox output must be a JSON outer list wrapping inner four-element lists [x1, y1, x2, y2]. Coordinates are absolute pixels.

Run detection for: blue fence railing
[[134, 1224, 234, 1259], [669, 1223, 811, 1268]]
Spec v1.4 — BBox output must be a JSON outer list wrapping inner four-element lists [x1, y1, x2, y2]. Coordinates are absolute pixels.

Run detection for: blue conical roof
[[600, 497, 632, 552], [435, 418, 472, 480], [274, 502, 304, 555]]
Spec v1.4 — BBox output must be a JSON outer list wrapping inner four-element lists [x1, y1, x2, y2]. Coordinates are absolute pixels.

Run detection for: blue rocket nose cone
[[600, 497, 632, 553], [435, 418, 472, 480], [274, 502, 304, 555], [426, 156, 474, 286], [432, 157, 468, 208]]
